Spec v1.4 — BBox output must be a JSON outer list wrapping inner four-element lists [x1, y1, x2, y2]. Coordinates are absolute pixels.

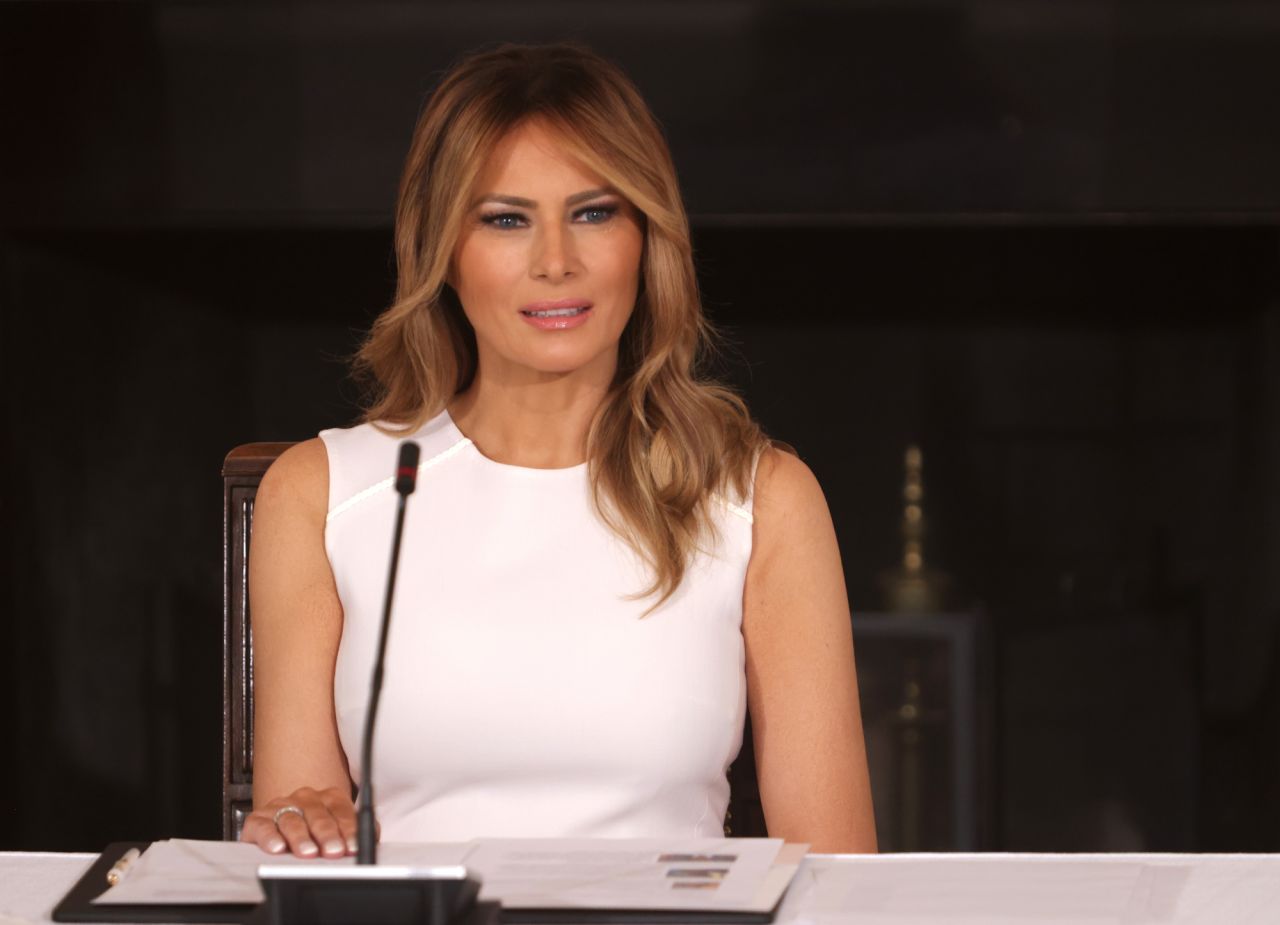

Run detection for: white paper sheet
[[464, 837, 789, 911], [93, 840, 468, 905]]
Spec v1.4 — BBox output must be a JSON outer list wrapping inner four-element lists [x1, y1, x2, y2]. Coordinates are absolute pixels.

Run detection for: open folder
[[54, 837, 807, 924]]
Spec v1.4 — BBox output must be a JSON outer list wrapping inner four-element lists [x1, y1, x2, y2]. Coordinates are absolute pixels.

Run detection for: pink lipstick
[[519, 298, 593, 331]]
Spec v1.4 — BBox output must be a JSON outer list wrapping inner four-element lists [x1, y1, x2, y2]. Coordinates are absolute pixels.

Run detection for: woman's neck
[[448, 368, 612, 470]]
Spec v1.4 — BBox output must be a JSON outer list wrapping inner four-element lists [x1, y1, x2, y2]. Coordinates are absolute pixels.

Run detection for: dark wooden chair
[[222, 443, 294, 839], [221, 443, 766, 840]]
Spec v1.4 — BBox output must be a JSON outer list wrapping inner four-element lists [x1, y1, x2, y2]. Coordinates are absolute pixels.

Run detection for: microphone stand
[[357, 441, 418, 864], [257, 440, 498, 925]]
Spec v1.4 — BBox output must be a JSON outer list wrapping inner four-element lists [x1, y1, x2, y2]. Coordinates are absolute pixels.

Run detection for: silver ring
[[273, 805, 305, 826]]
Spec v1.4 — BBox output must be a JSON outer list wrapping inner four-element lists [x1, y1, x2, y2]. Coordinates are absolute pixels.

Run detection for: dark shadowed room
[[3, 2, 1280, 922]]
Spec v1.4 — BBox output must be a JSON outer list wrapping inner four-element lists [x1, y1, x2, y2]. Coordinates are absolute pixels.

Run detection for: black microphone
[[358, 440, 420, 865]]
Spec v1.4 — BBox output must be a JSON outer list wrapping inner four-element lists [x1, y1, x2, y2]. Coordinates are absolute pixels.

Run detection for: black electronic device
[[255, 863, 497, 925]]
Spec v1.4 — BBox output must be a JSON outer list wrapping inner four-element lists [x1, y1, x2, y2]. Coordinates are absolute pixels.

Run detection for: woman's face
[[451, 119, 645, 384]]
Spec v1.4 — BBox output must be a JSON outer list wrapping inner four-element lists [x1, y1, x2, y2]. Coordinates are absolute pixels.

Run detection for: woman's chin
[[501, 345, 617, 380]]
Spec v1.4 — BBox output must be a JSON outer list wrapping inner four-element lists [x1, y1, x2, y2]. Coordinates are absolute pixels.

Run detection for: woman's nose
[[531, 224, 578, 281]]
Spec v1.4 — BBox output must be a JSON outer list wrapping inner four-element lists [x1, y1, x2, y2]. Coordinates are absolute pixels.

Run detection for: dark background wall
[[3, 0, 1279, 852]]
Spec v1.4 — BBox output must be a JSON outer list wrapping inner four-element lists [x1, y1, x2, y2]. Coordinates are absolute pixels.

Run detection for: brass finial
[[902, 444, 925, 575], [879, 443, 950, 614]]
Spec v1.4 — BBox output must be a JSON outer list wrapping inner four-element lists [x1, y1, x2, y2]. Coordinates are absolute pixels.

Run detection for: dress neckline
[[440, 408, 590, 475]]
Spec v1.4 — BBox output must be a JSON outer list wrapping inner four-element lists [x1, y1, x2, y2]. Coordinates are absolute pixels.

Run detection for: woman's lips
[[519, 299, 593, 330]]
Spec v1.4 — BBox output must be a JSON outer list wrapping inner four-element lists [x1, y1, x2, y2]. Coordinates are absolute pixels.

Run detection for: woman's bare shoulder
[[256, 438, 330, 522], [752, 446, 828, 527]]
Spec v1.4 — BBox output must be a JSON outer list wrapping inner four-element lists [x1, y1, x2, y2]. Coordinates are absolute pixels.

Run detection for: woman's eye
[[481, 212, 526, 229], [575, 205, 617, 224]]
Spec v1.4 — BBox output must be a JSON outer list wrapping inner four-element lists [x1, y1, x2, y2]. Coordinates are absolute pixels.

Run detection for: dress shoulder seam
[[721, 496, 747, 524], [326, 436, 472, 524], [716, 494, 754, 525]]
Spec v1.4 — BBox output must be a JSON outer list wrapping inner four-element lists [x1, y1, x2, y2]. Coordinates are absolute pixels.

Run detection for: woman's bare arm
[[241, 438, 355, 857], [742, 449, 877, 853]]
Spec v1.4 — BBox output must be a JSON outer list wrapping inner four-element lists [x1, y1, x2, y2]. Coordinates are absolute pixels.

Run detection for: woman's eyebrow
[[565, 187, 614, 205], [475, 188, 615, 209], [476, 193, 535, 208]]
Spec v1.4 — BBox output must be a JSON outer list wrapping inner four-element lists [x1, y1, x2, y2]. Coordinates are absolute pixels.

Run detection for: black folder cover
[[52, 842, 781, 925]]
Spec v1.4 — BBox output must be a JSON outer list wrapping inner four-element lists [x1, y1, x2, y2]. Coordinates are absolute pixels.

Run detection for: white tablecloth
[[3, 851, 1279, 925], [0, 853, 94, 925]]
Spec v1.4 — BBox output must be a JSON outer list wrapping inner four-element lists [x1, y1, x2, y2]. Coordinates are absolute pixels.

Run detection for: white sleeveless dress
[[319, 410, 755, 841]]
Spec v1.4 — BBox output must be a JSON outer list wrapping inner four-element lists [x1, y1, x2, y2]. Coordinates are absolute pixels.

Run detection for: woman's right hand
[[240, 786, 358, 858]]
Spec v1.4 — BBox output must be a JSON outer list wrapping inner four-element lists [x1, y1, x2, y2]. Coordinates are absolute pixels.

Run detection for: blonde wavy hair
[[355, 42, 772, 605]]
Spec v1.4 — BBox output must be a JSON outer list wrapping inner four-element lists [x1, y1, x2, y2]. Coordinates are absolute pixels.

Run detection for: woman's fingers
[[280, 788, 347, 858], [242, 788, 357, 857], [321, 789, 360, 854], [239, 811, 288, 855], [274, 805, 321, 857], [303, 797, 349, 858]]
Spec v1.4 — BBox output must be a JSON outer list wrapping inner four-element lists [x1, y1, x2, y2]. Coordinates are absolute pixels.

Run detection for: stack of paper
[[91, 838, 806, 920]]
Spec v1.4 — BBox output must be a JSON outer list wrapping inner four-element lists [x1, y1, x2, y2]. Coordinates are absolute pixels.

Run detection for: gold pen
[[106, 847, 141, 887]]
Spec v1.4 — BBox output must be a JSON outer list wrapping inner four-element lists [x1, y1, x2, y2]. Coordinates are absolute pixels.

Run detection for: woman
[[242, 42, 876, 857]]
